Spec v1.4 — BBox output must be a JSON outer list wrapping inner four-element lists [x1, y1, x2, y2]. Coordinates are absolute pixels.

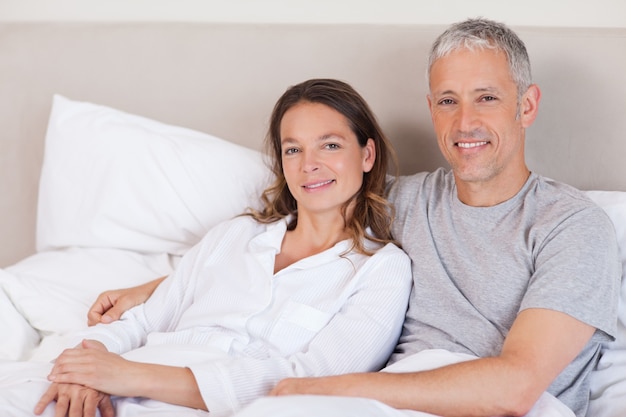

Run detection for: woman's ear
[[362, 138, 376, 173]]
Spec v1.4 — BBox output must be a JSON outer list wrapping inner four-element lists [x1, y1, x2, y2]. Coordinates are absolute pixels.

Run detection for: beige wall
[[1, 2, 624, 268], [1, 0, 625, 27]]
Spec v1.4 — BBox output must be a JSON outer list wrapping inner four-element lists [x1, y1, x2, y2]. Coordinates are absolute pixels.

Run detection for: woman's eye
[[284, 148, 299, 155], [325, 143, 340, 150]]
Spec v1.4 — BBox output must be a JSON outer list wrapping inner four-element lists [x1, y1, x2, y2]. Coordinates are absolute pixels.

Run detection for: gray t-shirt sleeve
[[521, 204, 621, 340]]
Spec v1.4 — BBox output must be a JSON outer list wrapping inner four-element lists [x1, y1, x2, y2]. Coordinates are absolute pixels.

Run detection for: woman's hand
[[87, 276, 166, 325], [34, 380, 114, 417], [49, 339, 208, 410], [48, 340, 146, 397]]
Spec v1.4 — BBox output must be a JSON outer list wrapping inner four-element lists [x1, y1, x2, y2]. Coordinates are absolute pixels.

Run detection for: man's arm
[[272, 308, 594, 417]]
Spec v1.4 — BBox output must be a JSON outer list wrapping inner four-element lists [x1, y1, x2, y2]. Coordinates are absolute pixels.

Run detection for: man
[[228, 18, 621, 417], [89, 18, 620, 417]]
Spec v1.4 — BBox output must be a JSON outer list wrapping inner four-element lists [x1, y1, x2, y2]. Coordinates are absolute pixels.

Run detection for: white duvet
[[0, 248, 178, 362]]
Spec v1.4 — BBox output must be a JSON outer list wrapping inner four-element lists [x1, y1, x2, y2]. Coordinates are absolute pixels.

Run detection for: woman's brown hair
[[248, 78, 399, 255]]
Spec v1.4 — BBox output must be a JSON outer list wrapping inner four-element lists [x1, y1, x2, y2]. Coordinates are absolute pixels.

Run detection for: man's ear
[[520, 84, 541, 128]]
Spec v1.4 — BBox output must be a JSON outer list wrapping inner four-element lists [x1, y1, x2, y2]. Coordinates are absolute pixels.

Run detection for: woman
[[7, 79, 411, 417]]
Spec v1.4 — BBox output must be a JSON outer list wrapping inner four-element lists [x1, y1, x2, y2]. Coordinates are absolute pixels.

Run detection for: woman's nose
[[302, 151, 320, 173]]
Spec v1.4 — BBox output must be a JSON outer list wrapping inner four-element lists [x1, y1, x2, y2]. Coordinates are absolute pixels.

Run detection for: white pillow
[[37, 95, 271, 255]]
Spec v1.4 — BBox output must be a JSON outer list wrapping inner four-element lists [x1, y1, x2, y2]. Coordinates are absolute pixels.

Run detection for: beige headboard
[[1, 23, 625, 266]]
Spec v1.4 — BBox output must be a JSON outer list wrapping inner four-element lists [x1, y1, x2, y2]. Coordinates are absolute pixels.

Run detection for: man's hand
[[87, 276, 166, 326], [270, 376, 336, 396], [34, 381, 114, 417]]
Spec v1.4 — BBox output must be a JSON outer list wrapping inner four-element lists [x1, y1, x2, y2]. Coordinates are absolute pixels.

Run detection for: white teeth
[[457, 141, 488, 148], [305, 180, 334, 189]]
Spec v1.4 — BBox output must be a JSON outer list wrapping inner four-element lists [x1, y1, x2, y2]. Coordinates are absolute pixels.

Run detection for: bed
[[0, 22, 625, 416]]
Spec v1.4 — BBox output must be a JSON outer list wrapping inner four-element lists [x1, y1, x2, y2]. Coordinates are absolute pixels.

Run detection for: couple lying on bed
[[0, 18, 619, 417]]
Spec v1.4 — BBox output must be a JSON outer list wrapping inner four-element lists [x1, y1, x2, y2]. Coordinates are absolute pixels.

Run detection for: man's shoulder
[[528, 174, 602, 213], [390, 168, 451, 200], [526, 174, 616, 238], [398, 167, 450, 184]]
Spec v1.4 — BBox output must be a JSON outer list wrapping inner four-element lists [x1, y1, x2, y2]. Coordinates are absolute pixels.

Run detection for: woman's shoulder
[[201, 214, 273, 241], [362, 240, 411, 269], [370, 240, 407, 255], [353, 242, 412, 290]]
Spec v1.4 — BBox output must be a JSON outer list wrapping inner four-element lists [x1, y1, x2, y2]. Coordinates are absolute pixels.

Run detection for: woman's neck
[[274, 212, 350, 274]]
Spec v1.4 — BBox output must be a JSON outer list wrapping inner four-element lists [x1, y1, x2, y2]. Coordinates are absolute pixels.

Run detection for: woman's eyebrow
[[319, 133, 346, 141]]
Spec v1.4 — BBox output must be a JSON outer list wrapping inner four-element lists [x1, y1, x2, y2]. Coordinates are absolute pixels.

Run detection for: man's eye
[[438, 98, 455, 105], [481, 96, 497, 102]]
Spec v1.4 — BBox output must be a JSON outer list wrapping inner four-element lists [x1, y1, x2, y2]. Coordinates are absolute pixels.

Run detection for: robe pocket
[[270, 301, 333, 354]]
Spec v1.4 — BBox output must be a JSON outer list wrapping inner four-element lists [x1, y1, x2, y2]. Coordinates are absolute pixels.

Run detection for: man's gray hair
[[427, 18, 532, 99]]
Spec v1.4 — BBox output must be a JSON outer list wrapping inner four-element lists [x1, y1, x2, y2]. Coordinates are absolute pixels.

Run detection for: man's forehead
[[428, 49, 513, 91], [432, 46, 506, 67]]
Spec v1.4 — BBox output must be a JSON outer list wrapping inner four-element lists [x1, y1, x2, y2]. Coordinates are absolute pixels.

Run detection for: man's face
[[427, 48, 533, 187]]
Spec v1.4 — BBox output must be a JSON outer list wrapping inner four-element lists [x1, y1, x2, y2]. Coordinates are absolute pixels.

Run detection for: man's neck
[[455, 168, 531, 207]]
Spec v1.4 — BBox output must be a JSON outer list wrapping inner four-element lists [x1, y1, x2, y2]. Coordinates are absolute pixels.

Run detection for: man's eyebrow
[[430, 88, 461, 99], [475, 87, 500, 93], [432, 87, 501, 97]]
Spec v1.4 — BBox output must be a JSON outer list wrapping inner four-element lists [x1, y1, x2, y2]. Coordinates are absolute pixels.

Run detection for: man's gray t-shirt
[[388, 168, 620, 417]]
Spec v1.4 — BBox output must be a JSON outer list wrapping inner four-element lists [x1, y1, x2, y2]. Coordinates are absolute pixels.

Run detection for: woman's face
[[279, 101, 375, 218]]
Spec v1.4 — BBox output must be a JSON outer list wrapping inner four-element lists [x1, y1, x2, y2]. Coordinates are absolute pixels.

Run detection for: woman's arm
[[87, 276, 167, 326], [86, 219, 231, 327], [188, 245, 412, 414], [78, 233, 214, 353], [47, 339, 207, 411]]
